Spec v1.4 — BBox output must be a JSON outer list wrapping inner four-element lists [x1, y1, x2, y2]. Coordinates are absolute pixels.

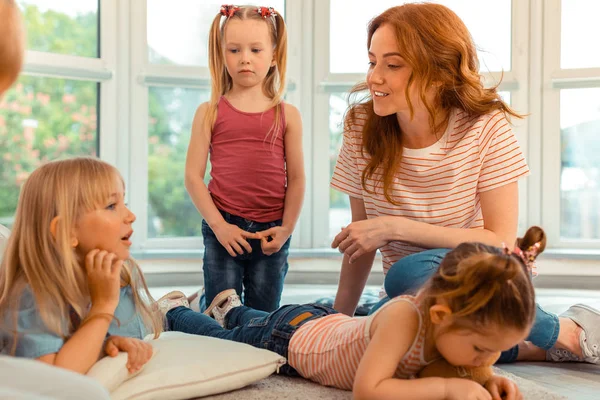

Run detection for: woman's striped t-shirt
[[331, 107, 530, 273]]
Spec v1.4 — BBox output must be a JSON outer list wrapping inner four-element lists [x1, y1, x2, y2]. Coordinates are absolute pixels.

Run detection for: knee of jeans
[[384, 258, 421, 297]]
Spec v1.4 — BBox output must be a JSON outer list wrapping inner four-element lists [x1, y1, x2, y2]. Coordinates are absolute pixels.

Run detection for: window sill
[[135, 248, 600, 290]]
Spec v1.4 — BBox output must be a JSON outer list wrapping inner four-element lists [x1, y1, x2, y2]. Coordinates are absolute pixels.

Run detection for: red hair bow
[[220, 5, 239, 18], [257, 6, 277, 18]]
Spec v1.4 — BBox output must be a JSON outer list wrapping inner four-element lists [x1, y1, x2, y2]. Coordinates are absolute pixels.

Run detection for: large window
[[0, 1, 107, 228], [5, 0, 599, 258], [542, 0, 600, 247]]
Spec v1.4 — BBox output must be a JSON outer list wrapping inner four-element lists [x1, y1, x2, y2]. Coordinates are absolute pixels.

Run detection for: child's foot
[[204, 289, 242, 327], [547, 304, 600, 364], [156, 291, 190, 316]]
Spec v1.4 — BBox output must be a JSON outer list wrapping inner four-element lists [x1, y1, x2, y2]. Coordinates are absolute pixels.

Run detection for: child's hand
[[256, 226, 290, 256], [213, 222, 260, 257], [105, 335, 153, 374], [445, 378, 492, 400], [485, 375, 522, 400], [85, 250, 123, 313]]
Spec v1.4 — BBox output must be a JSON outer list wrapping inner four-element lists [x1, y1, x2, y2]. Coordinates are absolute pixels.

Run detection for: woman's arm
[[333, 196, 377, 316], [335, 183, 519, 263]]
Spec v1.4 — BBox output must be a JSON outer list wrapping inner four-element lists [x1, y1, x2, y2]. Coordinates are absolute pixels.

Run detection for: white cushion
[[87, 331, 286, 400]]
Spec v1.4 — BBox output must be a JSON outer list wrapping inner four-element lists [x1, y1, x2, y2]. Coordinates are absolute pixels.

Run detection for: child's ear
[[429, 304, 453, 325], [50, 216, 78, 248]]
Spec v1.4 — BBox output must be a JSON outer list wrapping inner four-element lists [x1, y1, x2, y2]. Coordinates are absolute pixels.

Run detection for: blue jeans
[[166, 303, 338, 375], [201, 210, 291, 312], [370, 248, 560, 363]]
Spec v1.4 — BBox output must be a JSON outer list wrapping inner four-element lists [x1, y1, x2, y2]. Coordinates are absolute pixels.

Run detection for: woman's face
[[366, 24, 435, 117]]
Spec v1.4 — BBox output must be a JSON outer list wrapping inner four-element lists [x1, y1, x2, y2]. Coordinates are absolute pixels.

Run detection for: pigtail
[[516, 226, 546, 255], [205, 12, 228, 134], [263, 10, 288, 145]]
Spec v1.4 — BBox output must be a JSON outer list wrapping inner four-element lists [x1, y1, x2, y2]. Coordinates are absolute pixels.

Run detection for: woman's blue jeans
[[369, 248, 560, 363]]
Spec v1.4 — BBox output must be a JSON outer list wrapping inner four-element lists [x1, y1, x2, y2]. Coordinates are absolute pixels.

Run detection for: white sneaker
[[547, 304, 600, 364], [204, 289, 242, 327], [156, 291, 189, 316]]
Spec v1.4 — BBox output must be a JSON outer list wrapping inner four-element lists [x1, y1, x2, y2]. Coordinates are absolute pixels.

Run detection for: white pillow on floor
[[87, 331, 286, 400]]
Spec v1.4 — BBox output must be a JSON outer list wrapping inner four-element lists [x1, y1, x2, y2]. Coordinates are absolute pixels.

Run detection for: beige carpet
[[200, 367, 566, 400]]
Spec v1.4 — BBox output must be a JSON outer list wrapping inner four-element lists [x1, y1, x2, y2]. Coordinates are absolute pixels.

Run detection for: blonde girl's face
[[434, 326, 527, 368], [74, 174, 136, 261], [223, 18, 276, 89]]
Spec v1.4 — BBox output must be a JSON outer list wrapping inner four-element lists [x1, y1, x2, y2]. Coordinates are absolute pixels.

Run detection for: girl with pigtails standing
[[181, 5, 305, 314]]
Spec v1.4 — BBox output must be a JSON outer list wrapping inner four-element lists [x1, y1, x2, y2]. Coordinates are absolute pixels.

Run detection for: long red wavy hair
[[346, 3, 523, 205]]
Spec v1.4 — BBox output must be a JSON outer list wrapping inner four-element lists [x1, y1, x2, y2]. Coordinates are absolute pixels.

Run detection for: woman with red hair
[[331, 2, 599, 366]]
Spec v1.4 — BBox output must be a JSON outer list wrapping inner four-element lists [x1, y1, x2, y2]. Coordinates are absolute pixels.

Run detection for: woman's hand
[[485, 375, 522, 400], [85, 249, 122, 313], [256, 226, 291, 256], [105, 336, 153, 374], [331, 217, 394, 263], [212, 222, 260, 257]]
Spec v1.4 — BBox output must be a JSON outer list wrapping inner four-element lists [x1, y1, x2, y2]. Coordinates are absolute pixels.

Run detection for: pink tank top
[[288, 296, 436, 390], [207, 97, 287, 222]]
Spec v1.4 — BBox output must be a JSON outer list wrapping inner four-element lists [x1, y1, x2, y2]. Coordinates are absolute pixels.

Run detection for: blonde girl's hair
[[345, 3, 524, 206], [421, 226, 547, 333], [0, 158, 163, 353], [0, 0, 25, 95], [205, 5, 287, 142]]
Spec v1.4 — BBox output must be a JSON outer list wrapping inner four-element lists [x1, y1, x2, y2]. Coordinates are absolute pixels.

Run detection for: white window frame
[[541, 0, 600, 250], [127, 0, 309, 254], [311, 0, 531, 248]]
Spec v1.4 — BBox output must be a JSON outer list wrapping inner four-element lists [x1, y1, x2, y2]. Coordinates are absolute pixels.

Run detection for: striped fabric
[[331, 107, 530, 274], [288, 296, 431, 390]]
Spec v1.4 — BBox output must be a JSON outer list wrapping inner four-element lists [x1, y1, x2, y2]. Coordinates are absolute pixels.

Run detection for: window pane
[[18, 0, 99, 58], [561, 0, 600, 69], [329, 92, 351, 245], [147, 1, 285, 66], [560, 88, 600, 239], [148, 87, 209, 238], [330, 0, 511, 74], [0, 76, 99, 227]]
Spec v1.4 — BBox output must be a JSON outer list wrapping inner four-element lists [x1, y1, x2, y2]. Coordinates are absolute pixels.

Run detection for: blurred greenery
[[0, 4, 98, 226], [19, 2, 98, 57], [147, 87, 209, 238]]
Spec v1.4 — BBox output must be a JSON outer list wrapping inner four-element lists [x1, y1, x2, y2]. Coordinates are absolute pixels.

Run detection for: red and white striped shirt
[[288, 296, 432, 390], [331, 108, 529, 274]]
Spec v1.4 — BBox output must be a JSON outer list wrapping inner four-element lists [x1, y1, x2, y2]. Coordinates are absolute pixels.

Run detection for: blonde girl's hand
[[445, 378, 492, 400], [212, 222, 260, 257], [104, 336, 153, 374], [256, 226, 291, 256], [485, 375, 522, 400], [85, 249, 123, 313]]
